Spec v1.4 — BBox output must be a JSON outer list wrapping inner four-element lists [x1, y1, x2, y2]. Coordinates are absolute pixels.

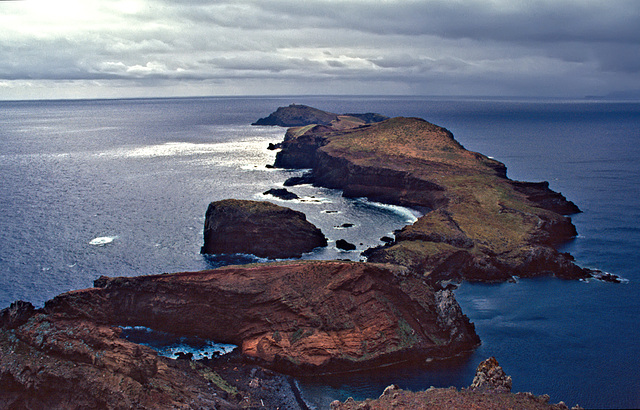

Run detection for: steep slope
[[272, 115, 589, 283]]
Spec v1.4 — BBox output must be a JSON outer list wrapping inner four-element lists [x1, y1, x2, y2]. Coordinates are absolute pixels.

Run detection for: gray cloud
[[0, 0, 639, 99]]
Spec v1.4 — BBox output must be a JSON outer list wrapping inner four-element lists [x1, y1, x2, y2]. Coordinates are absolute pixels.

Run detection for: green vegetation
[[190, 362, 238, 395]]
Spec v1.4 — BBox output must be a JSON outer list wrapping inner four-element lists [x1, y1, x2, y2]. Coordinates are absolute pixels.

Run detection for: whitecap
[[89, 236, 117, 246], [355, 198, 422, 223]]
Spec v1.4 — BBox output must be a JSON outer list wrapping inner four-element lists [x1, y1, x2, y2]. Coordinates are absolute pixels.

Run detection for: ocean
[[0, 96, 638, 408]]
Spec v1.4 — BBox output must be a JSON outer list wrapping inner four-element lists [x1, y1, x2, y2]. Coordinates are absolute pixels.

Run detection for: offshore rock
[[252, 103, 388, 127], [336, 239, 357, 251], [263, 187, 300, 200], [201, 199, 326, 259], [271, 113, 593, 283]]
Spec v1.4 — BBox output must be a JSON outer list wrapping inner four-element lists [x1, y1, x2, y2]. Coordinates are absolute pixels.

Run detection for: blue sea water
[[0, 96, 638, 408]]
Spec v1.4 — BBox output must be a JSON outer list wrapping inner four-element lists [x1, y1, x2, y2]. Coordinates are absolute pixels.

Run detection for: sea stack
[[201, 199, 327, 259]]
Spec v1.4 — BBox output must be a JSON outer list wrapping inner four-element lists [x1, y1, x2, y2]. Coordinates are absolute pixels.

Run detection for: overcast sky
[[1, 0, 639, 100]]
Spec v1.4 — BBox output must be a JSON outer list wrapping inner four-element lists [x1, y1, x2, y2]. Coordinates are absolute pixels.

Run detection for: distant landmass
[[252, 103, 388, 126]]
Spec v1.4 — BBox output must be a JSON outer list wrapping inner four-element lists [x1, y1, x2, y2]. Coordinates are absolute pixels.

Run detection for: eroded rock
[[42, 261, 479, 374], [270, 113, 596, 283], [201, 199, 326, 259], [332, 357, 580, 410]]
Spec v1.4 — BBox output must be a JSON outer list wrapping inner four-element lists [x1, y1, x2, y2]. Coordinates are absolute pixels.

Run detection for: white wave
[[355, 198, 422, 223], [164, 342, 236, 360], [297, 196, 333, 204], [89, 236, 117, 246], [119, 326, 237, 360]]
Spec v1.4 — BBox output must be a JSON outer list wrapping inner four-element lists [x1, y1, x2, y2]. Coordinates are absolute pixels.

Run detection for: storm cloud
[[1, 0, 639, 99]]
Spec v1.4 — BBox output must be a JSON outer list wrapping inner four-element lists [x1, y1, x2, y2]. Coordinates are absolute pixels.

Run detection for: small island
[[201, 199, 326, 259]]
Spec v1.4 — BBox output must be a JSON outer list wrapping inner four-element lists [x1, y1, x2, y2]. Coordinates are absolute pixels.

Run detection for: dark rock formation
[[252, 104, 339, 126], [2, 262, 479, 387], [331, 357, 580, 410], [263, 187, 299, 200], [201, 199, 326, 259], [336, 239, 357, 251], [284, 172, 315, 186], [252, 104, 389, 127], [270, 113, 598, 283]]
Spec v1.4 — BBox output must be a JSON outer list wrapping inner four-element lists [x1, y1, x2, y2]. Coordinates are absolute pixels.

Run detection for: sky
[[1, 0, 639, 100]]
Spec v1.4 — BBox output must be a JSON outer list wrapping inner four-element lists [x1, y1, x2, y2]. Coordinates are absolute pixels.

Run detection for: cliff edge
[[0, 261, 480, 407], [270, 113, 591, 283], [252, 103, 388, 127], [201, 199, 327, 259]]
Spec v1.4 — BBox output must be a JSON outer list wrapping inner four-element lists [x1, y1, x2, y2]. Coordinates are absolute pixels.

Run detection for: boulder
[[470, 357, 513, 393], [336, 239, 357, 251], [201, 199, 327, 259], [263, 188, 299, 200]]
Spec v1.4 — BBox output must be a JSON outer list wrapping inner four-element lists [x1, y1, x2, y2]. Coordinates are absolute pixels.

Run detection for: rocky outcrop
[[1, 262, 479, 395], [0, 302, 238, 409], [270, 113, 595, 283], [252, 103, 388, 127], [263, 187, 299, 200], [470, 357, 513, 393], [336, 239, 357, 251], [331, 357, 580, 410], [201, 199, 327, 259], [252, 104, 339, 126]]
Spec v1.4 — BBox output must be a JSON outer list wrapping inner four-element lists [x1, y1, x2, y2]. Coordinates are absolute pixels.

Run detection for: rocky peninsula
[[1, 261, 479, 407], [268, 105, 596, 284]]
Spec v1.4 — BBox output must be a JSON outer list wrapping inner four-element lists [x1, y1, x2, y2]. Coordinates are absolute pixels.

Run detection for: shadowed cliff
[[272, 113, 593, 283]]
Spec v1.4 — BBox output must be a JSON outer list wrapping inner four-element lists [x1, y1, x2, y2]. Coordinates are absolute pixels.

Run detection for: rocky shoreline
[[331, 357, 582, 410], [0, 104, 612, 408], [0, 260, 479, 408], [269, 106, 608, 284]]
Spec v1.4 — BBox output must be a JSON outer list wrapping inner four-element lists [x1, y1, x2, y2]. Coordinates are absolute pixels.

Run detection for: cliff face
[[0, 302, 236, 409], [272, 115, 589, 283], [39, 261, 477, 374], [201, 199, 327, 259], [0, 261, 480, 406]]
